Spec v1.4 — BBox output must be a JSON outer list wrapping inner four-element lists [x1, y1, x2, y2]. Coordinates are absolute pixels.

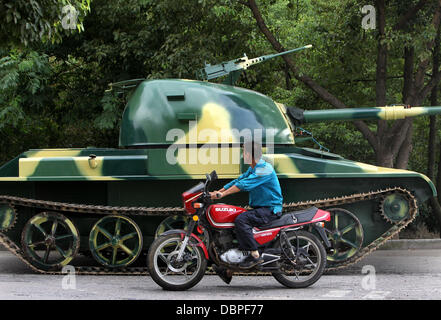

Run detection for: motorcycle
[[147, 170, 332, 291]]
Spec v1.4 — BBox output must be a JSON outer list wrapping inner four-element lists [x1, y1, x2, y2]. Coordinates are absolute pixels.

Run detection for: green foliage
[[0, 49, 58, 164], [0, 50, 51, 129], [0, 0, 91, 46], [95, 91, 124, 130]]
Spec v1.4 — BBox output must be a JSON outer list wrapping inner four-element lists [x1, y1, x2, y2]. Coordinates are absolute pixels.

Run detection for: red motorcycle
[[147, 171, 332, 291]]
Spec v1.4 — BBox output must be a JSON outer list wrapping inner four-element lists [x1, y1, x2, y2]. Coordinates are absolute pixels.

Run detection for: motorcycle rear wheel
[[147, 233, 207, 291], [272, 230, 326, 288]]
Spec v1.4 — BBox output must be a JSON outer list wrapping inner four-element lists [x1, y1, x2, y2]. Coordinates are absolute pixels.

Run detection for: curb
[[1, 239, 441, 252], [378, 239, 441, 250]]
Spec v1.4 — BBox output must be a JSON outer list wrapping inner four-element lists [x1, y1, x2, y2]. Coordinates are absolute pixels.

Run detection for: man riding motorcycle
[[210, 140, 283, 284]]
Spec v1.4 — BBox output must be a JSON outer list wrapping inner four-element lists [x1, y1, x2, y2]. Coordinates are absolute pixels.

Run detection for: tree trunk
[[395, 121, 413, 169], [402, 46, 415, 104], [428, 22, 441, 236], [428, 115, 437, 180], [375, 0, 389, 148], [375, 0, 387, 107], [428, 23, 440, 181], [375, 148, 394, 168]]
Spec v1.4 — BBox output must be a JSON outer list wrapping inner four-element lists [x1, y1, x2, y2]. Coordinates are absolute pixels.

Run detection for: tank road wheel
[[89, 215, 143, 268], [324, 208, 364, 263], [21, 212, 80, 271], [379, 193, 411, 224]]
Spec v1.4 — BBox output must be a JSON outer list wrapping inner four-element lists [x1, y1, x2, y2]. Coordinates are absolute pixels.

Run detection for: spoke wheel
[[324, 208, 364, 263], [272, 230, 327, 288], [89, 215, 143, 268], [21, 212, 80, 271], [147, 233, 207, 291]]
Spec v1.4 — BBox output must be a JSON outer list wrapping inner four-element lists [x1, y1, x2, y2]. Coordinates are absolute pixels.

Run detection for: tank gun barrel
[[287, 105, 441, 125]]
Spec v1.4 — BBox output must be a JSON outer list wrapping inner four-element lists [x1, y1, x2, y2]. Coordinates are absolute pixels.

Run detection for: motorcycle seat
[[257, 207, 319, 230]]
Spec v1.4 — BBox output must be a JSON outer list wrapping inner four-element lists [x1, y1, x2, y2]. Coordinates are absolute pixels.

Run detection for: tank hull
[[0, 145, 434, 273], [0, 79, 436, 273], [0, 175, 430, 245]]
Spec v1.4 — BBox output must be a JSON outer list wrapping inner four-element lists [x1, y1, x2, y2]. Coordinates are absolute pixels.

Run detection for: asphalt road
[[0, 249, 441, 300]]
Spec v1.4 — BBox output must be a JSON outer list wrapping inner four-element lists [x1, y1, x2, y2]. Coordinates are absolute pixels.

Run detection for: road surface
[[0, 249, 440, 300]]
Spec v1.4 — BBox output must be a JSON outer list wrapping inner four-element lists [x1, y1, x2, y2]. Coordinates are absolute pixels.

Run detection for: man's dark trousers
[[234, 207, 279, 251]]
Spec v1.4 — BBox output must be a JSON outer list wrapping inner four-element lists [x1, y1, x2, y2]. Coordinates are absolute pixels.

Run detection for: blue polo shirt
[[223, 158, 283, 213]]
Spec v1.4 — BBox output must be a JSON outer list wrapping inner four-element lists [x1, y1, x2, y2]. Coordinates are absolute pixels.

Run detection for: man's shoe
[[239, 255, 264, 269], [212, 265, 232, 284]]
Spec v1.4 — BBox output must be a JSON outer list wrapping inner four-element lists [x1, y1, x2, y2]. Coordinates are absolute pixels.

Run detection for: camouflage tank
[[0, 46, 438, 274]]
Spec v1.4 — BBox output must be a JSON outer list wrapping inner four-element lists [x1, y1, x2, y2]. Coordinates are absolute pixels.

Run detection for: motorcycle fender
[[160, 229, 209, 259], [313, 225, 332, 248]]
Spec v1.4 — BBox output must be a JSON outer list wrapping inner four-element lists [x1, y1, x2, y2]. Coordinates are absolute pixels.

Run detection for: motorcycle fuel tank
[[207, 204, 247, 228]]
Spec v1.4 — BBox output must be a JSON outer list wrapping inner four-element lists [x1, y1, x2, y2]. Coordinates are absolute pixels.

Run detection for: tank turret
[[119, 79, 295, 147], [118, 78, 441, 148]]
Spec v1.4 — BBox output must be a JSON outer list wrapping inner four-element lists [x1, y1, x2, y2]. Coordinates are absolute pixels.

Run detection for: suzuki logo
[[259, 232, 272, 237], [215, 208, 236, 212]]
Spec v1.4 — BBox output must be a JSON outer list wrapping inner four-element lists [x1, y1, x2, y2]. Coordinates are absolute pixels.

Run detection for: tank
[[0, 47, 439, 274]]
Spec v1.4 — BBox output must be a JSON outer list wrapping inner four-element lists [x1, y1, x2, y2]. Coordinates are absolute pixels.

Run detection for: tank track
[[0, 186, 417, 275]]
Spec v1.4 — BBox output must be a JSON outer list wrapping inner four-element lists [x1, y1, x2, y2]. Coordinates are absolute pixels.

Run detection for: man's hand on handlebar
[[210, 191, 223, 200], [209, 186, 240, 200]]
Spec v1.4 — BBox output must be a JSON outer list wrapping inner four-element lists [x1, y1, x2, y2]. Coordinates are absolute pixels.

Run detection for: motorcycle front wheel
[[272, 230, 327, 288], [147, 233, 207, 291]]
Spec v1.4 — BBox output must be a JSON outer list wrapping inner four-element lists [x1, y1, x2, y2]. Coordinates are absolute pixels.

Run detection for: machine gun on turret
[[196, 44, 312, 85]]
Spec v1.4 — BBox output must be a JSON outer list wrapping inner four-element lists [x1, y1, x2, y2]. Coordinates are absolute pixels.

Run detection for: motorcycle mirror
[[210, 170, 218, 181]]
